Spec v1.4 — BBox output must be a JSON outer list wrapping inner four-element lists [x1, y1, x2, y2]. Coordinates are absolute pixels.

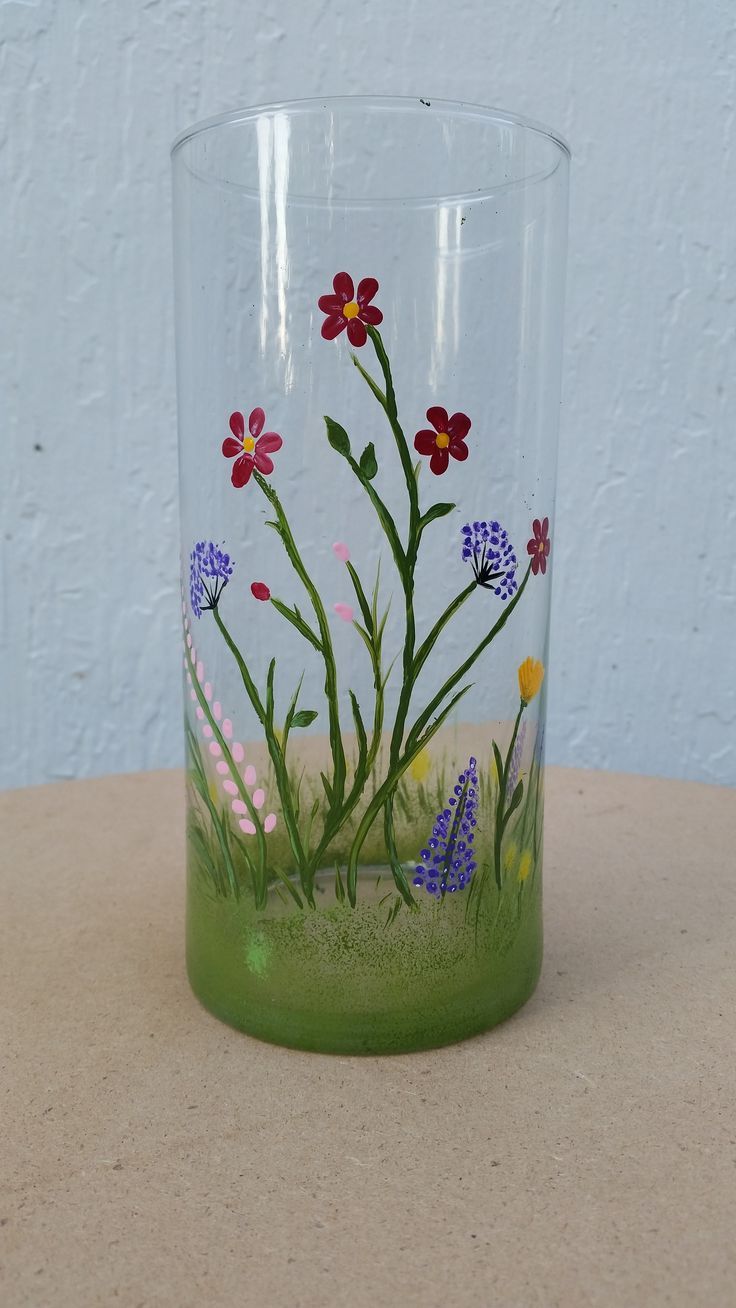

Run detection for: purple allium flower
[[189, 540, 234, 619], [413, 756, 479, 897], [461, 520, 518, 601], [506, 720, 527, 801]]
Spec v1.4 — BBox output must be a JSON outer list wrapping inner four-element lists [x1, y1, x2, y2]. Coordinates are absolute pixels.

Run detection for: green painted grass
[[186, 860, 542, 1054]]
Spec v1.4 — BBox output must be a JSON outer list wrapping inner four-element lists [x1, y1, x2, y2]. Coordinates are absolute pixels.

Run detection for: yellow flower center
[[537, 539, 545, 553], [243, 435, 256, 453], [435, 431, 450, 449], [343, 300, 360, 320]]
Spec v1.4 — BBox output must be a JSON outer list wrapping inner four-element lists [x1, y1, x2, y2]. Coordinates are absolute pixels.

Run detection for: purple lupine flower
[[413, 757, 479, 897], [461, 520, 518, 601], [189, 540, 234, 619], [506, 720, 527, 801]]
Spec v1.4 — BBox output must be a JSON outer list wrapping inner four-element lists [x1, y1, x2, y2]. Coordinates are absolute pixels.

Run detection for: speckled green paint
[[186, 864, 542, 1053]]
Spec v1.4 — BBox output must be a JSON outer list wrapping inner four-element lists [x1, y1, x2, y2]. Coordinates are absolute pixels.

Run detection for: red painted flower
[[222, 409, 282, 488], [527, 517, 551, 575], [318, 273, 383, 347], [250, 581, 271, 601], [413, 407, 471, 476]]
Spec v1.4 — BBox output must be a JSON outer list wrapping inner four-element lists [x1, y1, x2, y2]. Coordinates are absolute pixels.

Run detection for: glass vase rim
[[170, 94, 570, 208]]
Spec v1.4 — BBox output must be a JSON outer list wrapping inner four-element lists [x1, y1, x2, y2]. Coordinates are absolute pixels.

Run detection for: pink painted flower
[[318, 273, 383, 348], [527, 516, 551, 576], [414, 407, 471, 476], [333, 602, 354, 622], [222, 408, 283, 488], [332, 541, 350, 563], [184, 646, 279, 839], [251, 581, 271, 601]]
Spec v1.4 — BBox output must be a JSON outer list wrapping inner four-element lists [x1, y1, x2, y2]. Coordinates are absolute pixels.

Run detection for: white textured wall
[[1, 0, 735, 789]]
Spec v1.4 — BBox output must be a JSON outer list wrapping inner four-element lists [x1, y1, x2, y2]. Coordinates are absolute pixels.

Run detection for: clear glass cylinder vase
[[172, 97, 569, 1053]]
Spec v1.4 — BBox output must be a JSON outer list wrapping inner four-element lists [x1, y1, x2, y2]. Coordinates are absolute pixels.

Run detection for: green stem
[[345, 632, 385, 783], [309, 611, 387, 875], [184, 634, 268, 905], [345, 561, 386, 774], [351, 329, 425, 901], [212, 606, 310, 900], [494, 701, 525, 892], [412, 580, 476, 680], [279, 671, 305, 758], [363, 325, 420, 761], [345, 681, 472, 906], [254, 471, 347, 820], [406, 562, 533, 755], [382, 802, 415, 907], [364, 326, 420, 536]]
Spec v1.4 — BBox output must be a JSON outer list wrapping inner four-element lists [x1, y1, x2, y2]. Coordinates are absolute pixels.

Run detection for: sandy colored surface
[[1, 767, 735, 1308]]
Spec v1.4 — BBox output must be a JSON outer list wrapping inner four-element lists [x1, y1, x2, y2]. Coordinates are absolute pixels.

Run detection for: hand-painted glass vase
[[172, 98, 569, 1053]]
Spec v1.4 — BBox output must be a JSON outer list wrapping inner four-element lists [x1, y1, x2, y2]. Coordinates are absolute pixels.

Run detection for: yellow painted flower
[[409, 747, 431, 783], [503, 841, 519, 877], [518, 656, 545, 705], [518, 849, 533, 883], [208, 781, 219, 807]]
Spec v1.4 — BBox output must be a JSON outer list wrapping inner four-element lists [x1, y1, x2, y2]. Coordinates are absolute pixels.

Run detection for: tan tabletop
[[1, 768, 735, 1308]]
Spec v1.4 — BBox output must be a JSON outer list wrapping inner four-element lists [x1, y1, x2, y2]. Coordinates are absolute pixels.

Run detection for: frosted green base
[[186, 868, 542, 1054]]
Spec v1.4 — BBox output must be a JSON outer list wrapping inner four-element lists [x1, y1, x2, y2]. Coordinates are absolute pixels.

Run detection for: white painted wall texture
[[1, 0, 735, 789]]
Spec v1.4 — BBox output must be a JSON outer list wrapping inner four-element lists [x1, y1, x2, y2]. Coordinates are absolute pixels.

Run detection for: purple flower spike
[[413, 757, 479, 898], [461, 520, 518, 601]]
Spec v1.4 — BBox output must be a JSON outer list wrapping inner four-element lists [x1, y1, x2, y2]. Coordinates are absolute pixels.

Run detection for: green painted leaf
[[420, 501, 455, 530], [324, 416, 351, 456], [346, 561, 374, 631], [359, 442, 378, 480], [352, 622, 374, 656], [504, 779, 524, 827], [492, 741, 505, 791], [334, 862, 346, 903], [349, 690, 368, 769], [270, 598, 322, 652], [320, 771, 333, 804], [265, 658, 276, 728], [291, 709, 318, 728]]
